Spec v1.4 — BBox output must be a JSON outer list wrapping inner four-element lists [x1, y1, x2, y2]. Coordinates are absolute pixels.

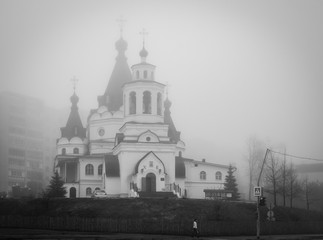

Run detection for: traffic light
[[259, 197, 266, 206]]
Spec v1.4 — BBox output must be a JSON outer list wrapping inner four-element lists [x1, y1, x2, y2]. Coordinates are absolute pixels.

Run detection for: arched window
[[144, 70, 147, 79], [73, 148, 79, 154], [86, 187, 92, 196], [85, 164, 94, 175], [200, 171, 206, 180], [98, 164, 103, 175], [157, 92, 162, 115], [62, 148, 66, 155], [143, 91, 151, 114], [129, 92, 136, 115], [136, 70, 139, 79], [216, 171, 222, 180]]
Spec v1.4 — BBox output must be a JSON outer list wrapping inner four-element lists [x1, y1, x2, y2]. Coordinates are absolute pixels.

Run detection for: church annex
[[55, 35, 230, 199]]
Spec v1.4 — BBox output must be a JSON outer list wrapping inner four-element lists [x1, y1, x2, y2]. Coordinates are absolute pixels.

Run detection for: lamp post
[[256, 148, 269, 239]]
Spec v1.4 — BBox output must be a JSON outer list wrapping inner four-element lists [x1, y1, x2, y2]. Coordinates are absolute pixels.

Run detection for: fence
[[1, 215, 323, 236]]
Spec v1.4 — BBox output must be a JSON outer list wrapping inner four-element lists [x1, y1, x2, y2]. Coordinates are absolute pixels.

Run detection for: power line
[[269, 149, 323, 162]]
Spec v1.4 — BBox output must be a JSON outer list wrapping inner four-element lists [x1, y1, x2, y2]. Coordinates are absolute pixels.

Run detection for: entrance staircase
[[138, 191, 177, 199]]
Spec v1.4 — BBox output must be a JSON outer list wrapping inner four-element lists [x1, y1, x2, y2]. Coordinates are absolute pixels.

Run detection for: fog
[[1, 0, 323, 184]]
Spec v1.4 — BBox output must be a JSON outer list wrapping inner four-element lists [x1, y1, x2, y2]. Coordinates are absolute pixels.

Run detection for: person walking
[[192, 218, 199, 238]]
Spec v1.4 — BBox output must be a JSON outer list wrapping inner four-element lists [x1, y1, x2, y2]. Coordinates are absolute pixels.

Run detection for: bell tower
[[123, 29, 165, 123]]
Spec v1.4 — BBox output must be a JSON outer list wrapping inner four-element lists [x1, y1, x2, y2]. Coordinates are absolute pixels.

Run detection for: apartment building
[[0, 92, 60, 196]]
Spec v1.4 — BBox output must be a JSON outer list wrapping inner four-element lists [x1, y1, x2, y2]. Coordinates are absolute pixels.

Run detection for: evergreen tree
[[43, 171, 67, 198], [224, 165, 240, 200]]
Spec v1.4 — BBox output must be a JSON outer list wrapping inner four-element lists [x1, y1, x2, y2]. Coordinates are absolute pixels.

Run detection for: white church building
[[55, 35, 230, 199]]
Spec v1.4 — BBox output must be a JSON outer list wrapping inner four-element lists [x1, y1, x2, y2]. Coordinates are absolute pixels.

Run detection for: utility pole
[[256, 148, 269, 239]]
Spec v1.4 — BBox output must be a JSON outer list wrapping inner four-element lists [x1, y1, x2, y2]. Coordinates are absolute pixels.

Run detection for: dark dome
[[70, 92, 79, 105], [115, 37, 127, 52], [140, 47, 148, 58]]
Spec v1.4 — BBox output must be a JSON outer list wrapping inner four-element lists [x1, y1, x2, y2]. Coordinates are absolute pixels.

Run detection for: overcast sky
[[1, 0, 323, 174]]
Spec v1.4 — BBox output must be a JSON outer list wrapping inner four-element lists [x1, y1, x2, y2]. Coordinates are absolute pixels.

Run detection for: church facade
[[55, 36, 230, 199]]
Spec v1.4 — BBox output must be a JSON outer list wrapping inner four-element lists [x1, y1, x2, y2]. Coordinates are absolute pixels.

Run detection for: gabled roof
[[98, 37, 132, 111], [104, 154, 120, 177], [134, 151, 166, 174], [60, 93, 86, 140]]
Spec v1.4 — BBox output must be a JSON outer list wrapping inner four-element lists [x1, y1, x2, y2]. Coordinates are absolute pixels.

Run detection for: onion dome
[[139, 46, 148, 62], [140, 47, 148, 58], [70, 92, 79, 106], [115, 37, 127, 54]]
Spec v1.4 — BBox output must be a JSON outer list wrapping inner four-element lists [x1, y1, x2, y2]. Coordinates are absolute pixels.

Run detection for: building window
[[62, 148, 66, 155], [10, 169, 23, 177], [200, 171, 206, 180], [9, 148, 25, 157], [216, 171, 222, 180], [86, 187, 92, 196], [136, 70, 139, 79], [129, 91, 136, 114], [143, 91, 151, 114], [157, 92, 162, 115], [144, 70, 147, 79], [85, 164, 94, 175], [149, 161, 153, 167], [73, 148, 79, 154], [98, 164, 103, 175]]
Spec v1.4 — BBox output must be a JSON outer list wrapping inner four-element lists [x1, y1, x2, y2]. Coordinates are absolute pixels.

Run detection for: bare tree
[[302, 178, 320, 210], [280, 153, 288, 206], [245, 136, 265, 200], [264, 151, 282, 206], [286, 163, 302, 208]]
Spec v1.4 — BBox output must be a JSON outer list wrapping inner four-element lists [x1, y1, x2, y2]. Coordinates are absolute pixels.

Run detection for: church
[[55, 34, 230, 199]]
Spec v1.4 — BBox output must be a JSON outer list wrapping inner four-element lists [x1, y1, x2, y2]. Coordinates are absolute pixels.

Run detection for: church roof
[[55, 156, 78, 167], [180, 156, 229, 168], [98, 37, 132, 111], [175, 156, 186, 178], [123, 80, 165, 87], [164, 98, 181, 143], [60, 92, 86, 140], [131, 62, 156, 68], [104, 154, 120, 177]]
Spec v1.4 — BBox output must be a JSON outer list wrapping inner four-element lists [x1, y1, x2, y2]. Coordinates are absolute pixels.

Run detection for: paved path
[[0, 228, 323, 240]]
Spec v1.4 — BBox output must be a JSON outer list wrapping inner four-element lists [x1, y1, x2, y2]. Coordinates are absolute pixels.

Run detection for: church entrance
[[69, 187, 76, 198], [142, 173, 156, 192]]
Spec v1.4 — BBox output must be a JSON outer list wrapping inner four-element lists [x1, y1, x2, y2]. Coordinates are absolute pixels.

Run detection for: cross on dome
[[140, 28, 148, 47], [71, 76, 78, 94], [139, 28, 149, 61], [117, 16, 126, 37]]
